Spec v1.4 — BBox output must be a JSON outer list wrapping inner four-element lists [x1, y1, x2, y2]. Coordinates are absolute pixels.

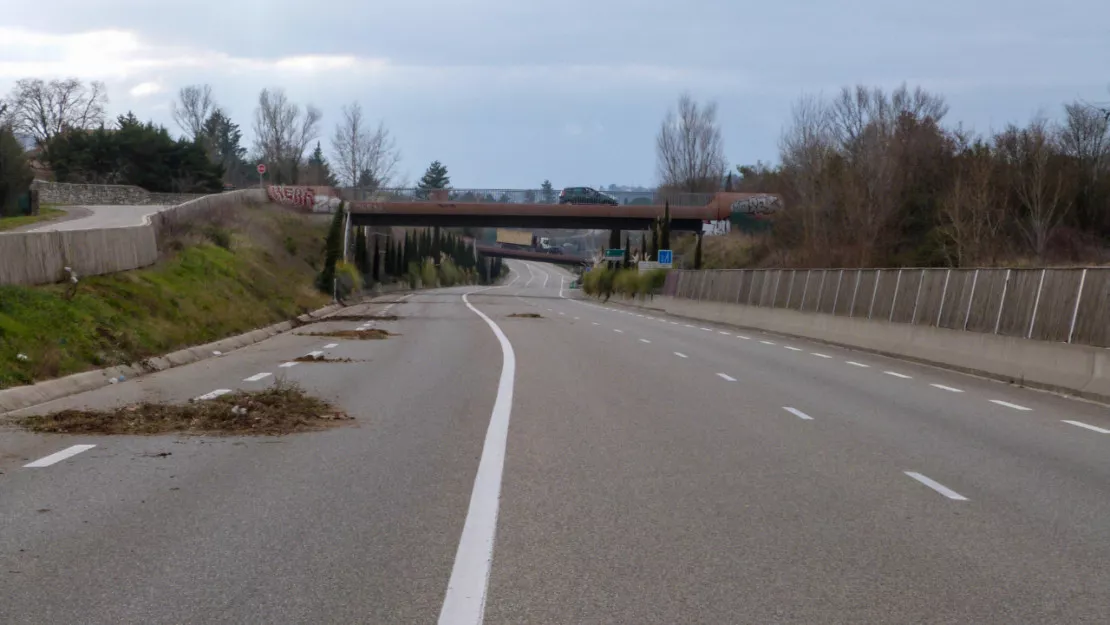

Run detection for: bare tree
[[656, 93, 726, 194], [2, 78, 107, 144], [331, 101, 400, 189], [938, 137, 1003, 266], [171, 84, 216, 141], [778, 95, 838, 262], [1058, 102, 1110, 233], [252, 87, 321, 185], [995, 117, 1071, 259]]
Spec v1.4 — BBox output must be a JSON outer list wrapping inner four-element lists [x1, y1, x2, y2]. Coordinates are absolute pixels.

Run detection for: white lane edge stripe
[[990, 399, 1031, 411], [439, 287, 517, 625], [716, 373, 737, 382], [930, 383, 964, 393], [904, 471, 969, 501], [24, 444, 97, 468]]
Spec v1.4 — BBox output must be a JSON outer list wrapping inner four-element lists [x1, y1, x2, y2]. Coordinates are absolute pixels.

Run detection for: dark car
[[558, 186, 619, 206]]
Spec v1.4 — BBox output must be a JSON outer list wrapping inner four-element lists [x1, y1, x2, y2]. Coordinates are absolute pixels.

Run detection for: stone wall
[[31, 181, 204, 206]]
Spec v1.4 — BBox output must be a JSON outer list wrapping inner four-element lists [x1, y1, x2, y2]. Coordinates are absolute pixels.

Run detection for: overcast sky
[[2, 0, 1108, 188]]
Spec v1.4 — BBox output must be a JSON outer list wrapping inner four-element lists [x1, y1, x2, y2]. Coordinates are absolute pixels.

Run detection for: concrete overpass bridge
[[341, 188, 745, 231], [473, 244, 591, 267]]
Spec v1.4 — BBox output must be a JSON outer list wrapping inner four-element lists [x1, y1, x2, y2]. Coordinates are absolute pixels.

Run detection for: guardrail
[[663, 267, 1110, 349], [337, 188, 716, 206]]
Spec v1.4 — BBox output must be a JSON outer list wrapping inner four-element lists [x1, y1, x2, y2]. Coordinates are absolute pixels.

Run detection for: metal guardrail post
[[868, 269, 881, 319], [849, 270, 861, 317], [963, 269, 978, 331], [1027, 268, 1046, 339], [831, 269, 844, 314], [748, 270, 759, 306], [785, 269, 796, 310], [890, 269, 903, 322], [771, 270, 782, 308], [1067, 268, 1087, 344], [936, 269, 951, 327], [994, 269, 1011, 334], [735, 270, 746, 304], [816, 270, 828, 313], [910, 269, 926, 325], [800, 270, 811, 311]]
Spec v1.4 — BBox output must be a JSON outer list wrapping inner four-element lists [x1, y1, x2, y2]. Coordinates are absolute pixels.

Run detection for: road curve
[[9, 204, 173, 233], [1, 262, 1108, 624]]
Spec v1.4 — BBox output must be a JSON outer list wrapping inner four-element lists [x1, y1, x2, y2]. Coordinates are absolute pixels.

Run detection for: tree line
[[656, 86, 1110, 269], [0, 77, 405, 193]]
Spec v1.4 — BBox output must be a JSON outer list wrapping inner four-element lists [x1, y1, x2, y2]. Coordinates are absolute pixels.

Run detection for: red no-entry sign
[[257, 163, 267, 175]]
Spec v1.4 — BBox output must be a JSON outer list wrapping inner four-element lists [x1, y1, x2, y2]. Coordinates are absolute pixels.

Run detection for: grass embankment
[[0, 206, 66, 232], [0, 204, 330, 389]]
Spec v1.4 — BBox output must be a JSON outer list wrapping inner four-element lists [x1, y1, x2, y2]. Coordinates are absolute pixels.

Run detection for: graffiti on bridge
[[267, 186, 341, 212], [729, 194, 782, 216]]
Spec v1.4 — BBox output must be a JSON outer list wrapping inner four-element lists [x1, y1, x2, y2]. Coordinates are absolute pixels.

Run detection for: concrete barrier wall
[[664, 267, 1110, 349], [1, 188, 267, 286], [628, 294, 1110, 402]]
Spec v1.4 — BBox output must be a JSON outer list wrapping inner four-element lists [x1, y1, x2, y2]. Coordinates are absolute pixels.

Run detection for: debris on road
[[292, 354, 358, 363], [508, 313, 544, 318], [321, 314, 399, 322], [300, 329, 395, 340], [16, 382, 351, 435]]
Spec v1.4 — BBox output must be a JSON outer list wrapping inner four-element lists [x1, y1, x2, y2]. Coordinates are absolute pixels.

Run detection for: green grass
[[0, 205, 330, 389], [0, 206, 65, 232]]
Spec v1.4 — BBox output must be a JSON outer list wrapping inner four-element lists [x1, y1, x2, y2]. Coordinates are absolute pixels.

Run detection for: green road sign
[[604, 249, 625, 259]]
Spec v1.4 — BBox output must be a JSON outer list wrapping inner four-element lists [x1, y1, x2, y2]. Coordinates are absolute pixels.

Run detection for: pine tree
[[307, 141, 339, 186], [416, 160, 450, 198], [694, 234, 703, 269], [660, 201, 671, 252], [540, 179, 555, 204], [318, 201, 346, 294]]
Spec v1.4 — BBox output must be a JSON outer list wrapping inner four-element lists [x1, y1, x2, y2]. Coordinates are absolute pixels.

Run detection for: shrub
[[420, 258, 438, 288]]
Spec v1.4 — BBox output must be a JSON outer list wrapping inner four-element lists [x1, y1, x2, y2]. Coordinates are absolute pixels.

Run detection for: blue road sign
[[657, 249, 673, 265]]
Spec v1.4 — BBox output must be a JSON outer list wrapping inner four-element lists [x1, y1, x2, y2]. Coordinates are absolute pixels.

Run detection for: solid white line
[[718, 331, 731, 336], [244, 372, 272, 382], [784, 346, 802, 352], [760, 340, 776, 345], [279, 362, 299, 368], [639, 338, 652, 343], [195, 389, 232, 401], [24, 444, 96, 468], [440, 289, 517, 624], [812, 353, 832, 358], [324, 343, 339, 349], [1062, 420, 1110, 434], [783, 407, 814, 420], [930, 384, 964, 393], [990, 399, 1031, 411], [716, 373, 737, 382], [614, 329, 624, 333], [846, 361, 870, 368], [674, 352, 688, 358], [884, 371, 912, 379], [904, 472, 969, 501], [542, 269, 549, 289]]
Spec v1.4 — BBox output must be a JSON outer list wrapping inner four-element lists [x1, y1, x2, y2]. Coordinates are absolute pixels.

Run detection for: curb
[[0, 302, 352, 416]]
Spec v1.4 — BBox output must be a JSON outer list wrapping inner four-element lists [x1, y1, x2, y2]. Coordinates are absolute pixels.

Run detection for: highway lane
[[2, 260, 1108, 623]]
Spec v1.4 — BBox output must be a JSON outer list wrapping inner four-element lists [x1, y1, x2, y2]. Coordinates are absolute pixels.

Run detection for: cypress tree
[[660, 201, 671, 252], [354, 228, 369, 276], [319, 201, 346, 294], [371, 236, 381, 282], [650, 223, 660, 261], [694, 233, 703, 269]]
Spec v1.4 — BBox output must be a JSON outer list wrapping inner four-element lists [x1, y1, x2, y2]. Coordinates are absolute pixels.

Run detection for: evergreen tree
[[384, 238, 393, 276], [201, 109, 247, 185], [357, 168, 380, 191], [306, 141, 339, 186], [371, 236, 381, 282], [660, 201, 672, 251], [416, 160, 450, 198], [319, 201, 346, 294], [623, 234, 631, 268], [540, 179, 555, 204], [0, 125, 33, 217], [724, 171, 734, 192], [694, 234, 703, 269], [650, 223, 660, 261], [354, 227, 369, 276], [432, 226, 441, 261]]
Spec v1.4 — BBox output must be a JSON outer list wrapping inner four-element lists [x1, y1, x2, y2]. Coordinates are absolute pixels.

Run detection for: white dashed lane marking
[[717, 373, 737, 382], [24, 445, 96, 468], [990, 400, 1031, 411], [783, 407, 814, 420], [674, 352, 688, 358], [323, 343, 339, 349], [812, 353, 832, 358], [930, 384, 963, 393], [904, 472, 969, 501], [784, 346, 802, 352], [614, 329, 624, 334], [1062, 420, 1110, 434], [760, 340, 776, 345], [244, 372, 272, 382], [884, 371, 912, 379], [846, 361, 870, 368], [639, 339, 652, 344], [195, 389, 232, 401], [279, 362, 299, 368]]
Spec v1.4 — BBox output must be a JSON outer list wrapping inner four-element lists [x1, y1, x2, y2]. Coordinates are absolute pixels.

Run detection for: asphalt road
[[2, 261, 1109, 624], [12, 204, 172, 232]]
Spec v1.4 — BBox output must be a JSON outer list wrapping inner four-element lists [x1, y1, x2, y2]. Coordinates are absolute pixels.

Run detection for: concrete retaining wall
[[0, 188, 267, 286], [617, 294, 1110, 403], [32, 180, 204, 206]]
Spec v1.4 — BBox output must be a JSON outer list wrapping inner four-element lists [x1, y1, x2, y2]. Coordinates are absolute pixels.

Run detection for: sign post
[[257, 163, 266, 188]]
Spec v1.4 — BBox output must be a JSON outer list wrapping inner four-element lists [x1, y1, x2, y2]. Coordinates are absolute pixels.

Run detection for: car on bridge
[[558, 186, 619, 206]]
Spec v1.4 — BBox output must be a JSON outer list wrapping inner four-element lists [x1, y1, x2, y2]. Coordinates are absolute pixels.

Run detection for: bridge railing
[[338, 187, 716, 207]]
